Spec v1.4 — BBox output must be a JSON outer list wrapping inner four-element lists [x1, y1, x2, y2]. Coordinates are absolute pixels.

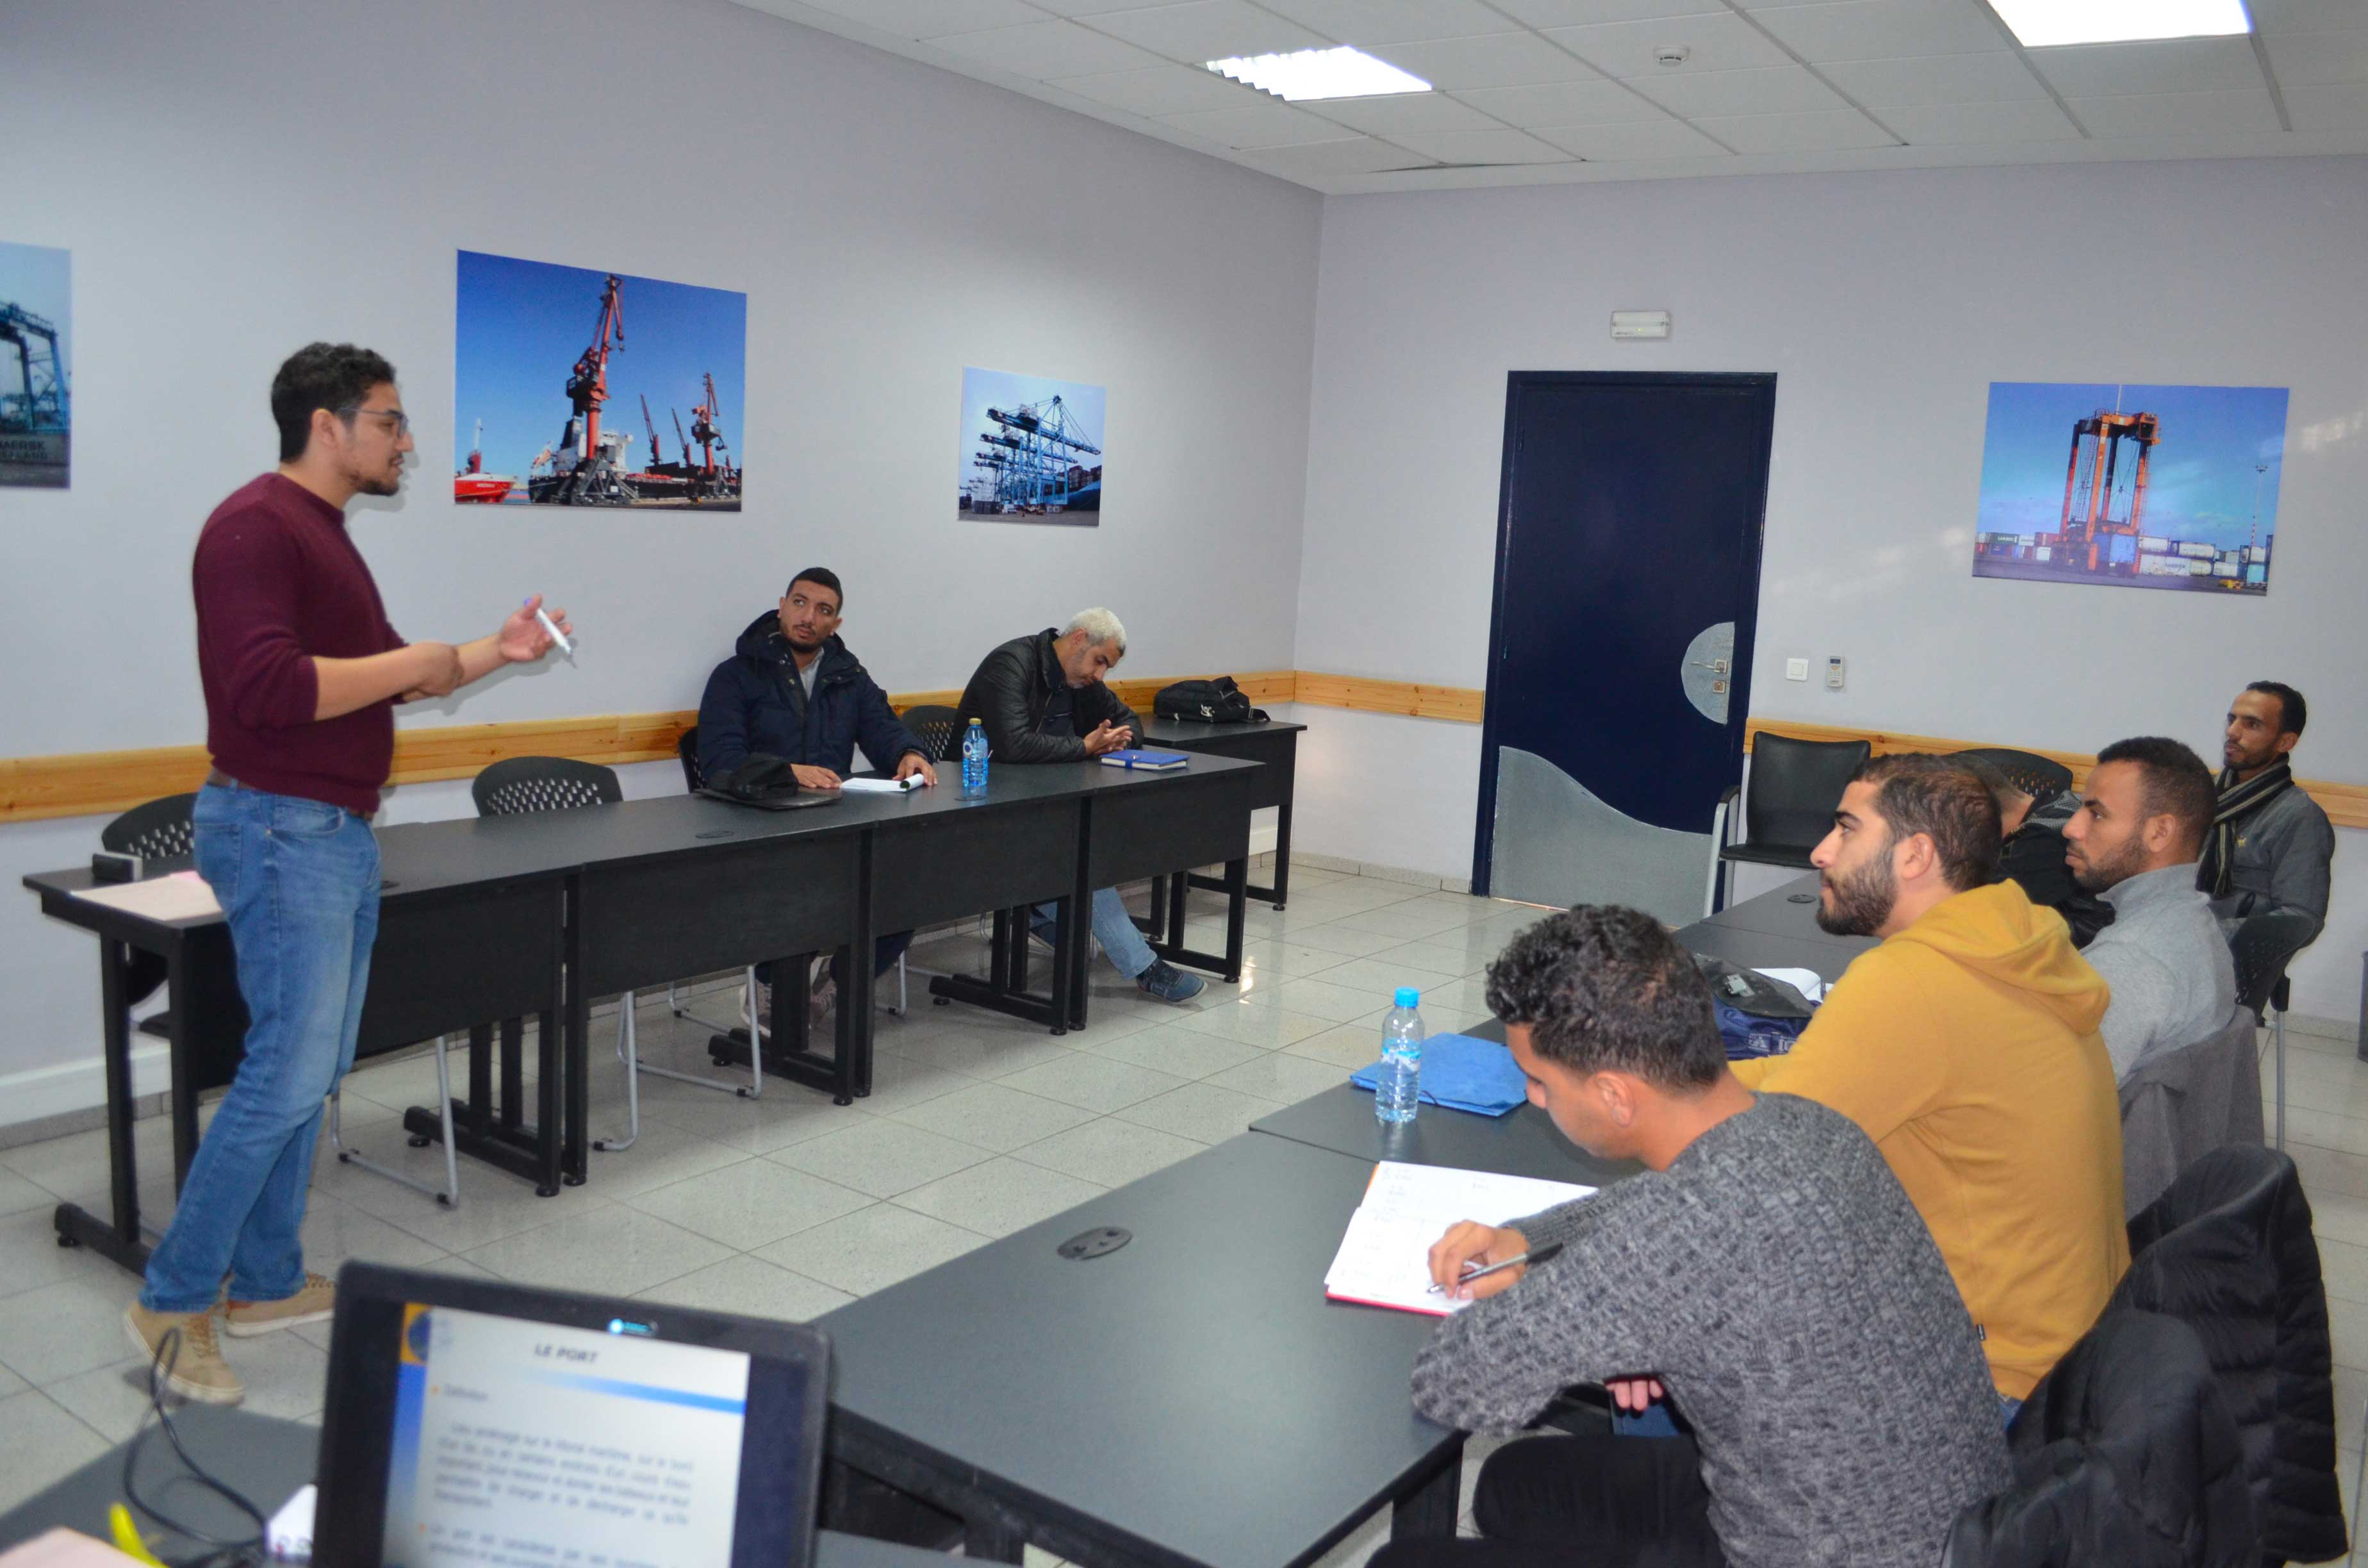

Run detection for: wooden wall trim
[[1290, 671, 1485, 723], [1745, 717, 2368, 832]]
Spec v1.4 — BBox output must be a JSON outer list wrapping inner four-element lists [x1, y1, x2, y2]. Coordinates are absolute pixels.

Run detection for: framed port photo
[[958, 366, 1105, 525], [1971, 381, 2288, 596], [0, 240, 70, 489]]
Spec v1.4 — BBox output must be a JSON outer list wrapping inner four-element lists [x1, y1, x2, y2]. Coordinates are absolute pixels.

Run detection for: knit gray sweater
[[1411, 1093, 2011, 1568]]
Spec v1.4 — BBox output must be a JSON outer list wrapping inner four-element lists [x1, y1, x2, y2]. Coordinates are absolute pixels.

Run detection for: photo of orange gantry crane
[[1971, 381, 2287, 596], [456, 249, 746, 511]]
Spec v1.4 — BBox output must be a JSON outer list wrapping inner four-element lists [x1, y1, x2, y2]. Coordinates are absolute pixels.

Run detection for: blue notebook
[[1099, 749, 1190, 770], [1349, 1033, 1529, 1118]]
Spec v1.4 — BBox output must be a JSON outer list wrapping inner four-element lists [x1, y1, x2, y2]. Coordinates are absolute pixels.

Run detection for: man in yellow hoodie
[[1731, 755, 2125, 1408]]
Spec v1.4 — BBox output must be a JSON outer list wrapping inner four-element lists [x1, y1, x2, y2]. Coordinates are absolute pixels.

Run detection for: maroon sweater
[[193, 473, 405, 815]]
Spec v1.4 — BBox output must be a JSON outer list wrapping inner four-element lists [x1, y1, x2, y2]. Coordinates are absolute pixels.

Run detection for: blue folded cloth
[[1349, 1033, 1527, 1118]]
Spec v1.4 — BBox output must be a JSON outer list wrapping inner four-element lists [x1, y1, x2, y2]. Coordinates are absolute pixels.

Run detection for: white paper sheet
[[1323, 1161, 1593, 1317], [69, 869, 221, 922], [1752, 967, 1827, 1004], [837, 777, 924, 794]]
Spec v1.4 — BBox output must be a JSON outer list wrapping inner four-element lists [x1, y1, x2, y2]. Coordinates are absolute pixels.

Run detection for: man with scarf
[[2199, 682, 2333, 942]]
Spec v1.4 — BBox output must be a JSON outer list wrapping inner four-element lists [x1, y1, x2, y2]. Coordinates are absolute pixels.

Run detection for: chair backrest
[[677, 726, 705, 792], [1742, 735, 1871, 853], [102, 792, 200, 860], [900, 704, 965, 765], [2116, 1143, 2346, 1564], [1950, 746, 2075, 803], [472, 756, 624, 817], [2117, 1008, 2266, 1219], [2231, 910, 2316, 1022], [1950, 1309, 2256, 1567]]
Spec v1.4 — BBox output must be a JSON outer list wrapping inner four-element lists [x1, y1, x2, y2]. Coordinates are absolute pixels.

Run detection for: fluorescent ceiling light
[[1205, 46, 1431, 102], [1989, 0, 2251, 48]]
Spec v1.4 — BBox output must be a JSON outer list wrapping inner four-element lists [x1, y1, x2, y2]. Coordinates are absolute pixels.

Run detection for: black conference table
[[819, 875, 1871, 1568], [0, 1405, 955, 1568], [24, 754, 1262, 1275], [1136, 715, 1306, 911]]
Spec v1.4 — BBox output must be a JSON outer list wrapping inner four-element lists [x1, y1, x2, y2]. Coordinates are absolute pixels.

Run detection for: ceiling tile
[[2284, 82, 2368, 129], [1747, 1, 2009, 63], [1492, 0, 1729, 24], [2068, 88, 2286, 137], [925, 19, 1173, 74], [1046, 63, 1268, 113], [1369, 32, 1602, 89], [2262, 30, 2368, 86], [1251, 0, 1511, 45], [1385, 126, 1574, 161], [1030, 0, 1224, 12], [1819, 50, 2050, 104], [1880, 96, 2082, 142], [2248, 0, 2368, 32], [1302, 90, 1504, 133], [2027, 38, 2267, 99], [1155, 99, 1356, 145], [795, 0, 1051, 36], [1545, 13, 1797, 77], [1625, 63, 1849, 115], [1532, 117, 1731, 156], [1238, 136, 1439, 175], [1692, 106, 1896, 151], [1452, 77, 1671, 123], [1083, 1, 1326, 61]]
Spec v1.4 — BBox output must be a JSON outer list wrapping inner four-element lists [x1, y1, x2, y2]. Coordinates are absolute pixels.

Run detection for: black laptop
[[315, 1262, 830, 1568]]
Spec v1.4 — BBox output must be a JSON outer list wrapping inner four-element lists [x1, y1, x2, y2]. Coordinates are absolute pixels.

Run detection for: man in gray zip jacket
[[2064, 737, 2238, 1080], [2201, 682, 2334, 943], [1380, 906, 2009, 1568]]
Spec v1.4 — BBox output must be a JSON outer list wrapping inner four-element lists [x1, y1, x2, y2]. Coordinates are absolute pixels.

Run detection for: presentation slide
[[382, 1304, 752, 1568]]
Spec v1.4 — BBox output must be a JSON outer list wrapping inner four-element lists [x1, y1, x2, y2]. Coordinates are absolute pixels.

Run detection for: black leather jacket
[[955, 628, 1141, 764]]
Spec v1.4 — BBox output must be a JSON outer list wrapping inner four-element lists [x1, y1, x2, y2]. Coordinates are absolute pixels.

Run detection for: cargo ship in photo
[[454, 420, 517, 503]]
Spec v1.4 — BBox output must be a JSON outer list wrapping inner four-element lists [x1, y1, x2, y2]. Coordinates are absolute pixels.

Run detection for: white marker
[[529, 600, 575, 658]]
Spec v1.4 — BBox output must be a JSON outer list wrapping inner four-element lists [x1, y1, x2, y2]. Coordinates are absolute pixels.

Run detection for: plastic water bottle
[[960, 719, 989, 799], [1375, 986, 1426, 1125]]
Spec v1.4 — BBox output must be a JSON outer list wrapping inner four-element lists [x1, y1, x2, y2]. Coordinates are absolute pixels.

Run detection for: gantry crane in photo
[[529, 274, 637, 505], [0, 302, 69, 434], [969, 395, 1101, 515]]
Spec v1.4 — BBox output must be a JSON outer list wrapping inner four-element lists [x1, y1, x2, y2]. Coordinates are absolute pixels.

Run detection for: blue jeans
[[1035, 888, 1156, 979], [140, 785, 379, 1314]]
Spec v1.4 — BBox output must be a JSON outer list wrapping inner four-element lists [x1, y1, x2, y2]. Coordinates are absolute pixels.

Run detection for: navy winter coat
[[698, 612, 926, 781]]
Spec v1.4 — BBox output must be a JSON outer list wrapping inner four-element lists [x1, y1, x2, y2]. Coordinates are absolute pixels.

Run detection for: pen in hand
[[1429, 1241, 1565, 1294], [529, 599, 575, 658]]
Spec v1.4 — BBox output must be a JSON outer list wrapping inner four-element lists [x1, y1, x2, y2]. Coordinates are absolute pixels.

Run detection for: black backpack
[[1153, 676, 1267, 725]]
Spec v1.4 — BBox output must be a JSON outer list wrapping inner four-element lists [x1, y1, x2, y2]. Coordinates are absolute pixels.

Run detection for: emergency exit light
[[1611, 311, 1672, 340]]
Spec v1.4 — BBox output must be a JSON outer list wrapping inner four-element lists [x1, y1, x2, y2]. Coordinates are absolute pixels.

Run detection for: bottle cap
[[968, 717, 983, 725], [1394, 986, 1420, 1008]]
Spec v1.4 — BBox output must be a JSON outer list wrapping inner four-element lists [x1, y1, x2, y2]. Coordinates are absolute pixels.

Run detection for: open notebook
[[1324, 1161, 1594, 1318]]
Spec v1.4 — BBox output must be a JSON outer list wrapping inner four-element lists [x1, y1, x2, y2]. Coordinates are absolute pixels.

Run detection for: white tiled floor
[[1, 871, 2360, 1563]]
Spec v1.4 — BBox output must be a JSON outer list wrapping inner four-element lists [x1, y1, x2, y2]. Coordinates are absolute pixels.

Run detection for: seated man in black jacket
[[957, 608, 1205, 1004], [700, 568, 935, 1029]]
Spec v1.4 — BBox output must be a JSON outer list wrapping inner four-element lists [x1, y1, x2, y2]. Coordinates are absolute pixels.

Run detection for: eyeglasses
[[341, 405, 411, 437]]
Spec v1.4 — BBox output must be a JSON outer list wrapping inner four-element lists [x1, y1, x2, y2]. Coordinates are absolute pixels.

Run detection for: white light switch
[[1784, 658, 1809, 682], [1825, 657, 1846, 690]]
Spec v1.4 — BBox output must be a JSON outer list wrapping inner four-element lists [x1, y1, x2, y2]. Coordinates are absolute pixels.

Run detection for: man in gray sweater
[[1380, 907, 2009, 1568], [2064, 736, 2239, 1080]]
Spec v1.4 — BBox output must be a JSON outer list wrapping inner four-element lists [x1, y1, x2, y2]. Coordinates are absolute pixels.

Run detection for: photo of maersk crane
[[965, 395, 1100, 516]]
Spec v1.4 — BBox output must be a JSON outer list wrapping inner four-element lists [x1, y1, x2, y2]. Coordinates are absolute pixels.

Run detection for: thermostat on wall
[[1611, 310, 1672, 341]]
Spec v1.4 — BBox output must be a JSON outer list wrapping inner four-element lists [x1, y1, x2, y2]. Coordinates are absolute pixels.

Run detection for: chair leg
[[666, 977, 743, 1038], [329, 1036, 461, 1209], [2274, 1006, 2287, 1152], [636, 967, 763, 1099], [894, 953, 909, 1017], [596, 992, 640, 1152]]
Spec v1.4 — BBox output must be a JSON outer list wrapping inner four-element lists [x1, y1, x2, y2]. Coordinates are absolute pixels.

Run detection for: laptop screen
[[317, 1264, 826, 1568], [383, 1303, 755, 1567]]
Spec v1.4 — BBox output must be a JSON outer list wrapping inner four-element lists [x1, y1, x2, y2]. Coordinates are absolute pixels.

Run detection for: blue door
[[1474, 372, 1775, 921]]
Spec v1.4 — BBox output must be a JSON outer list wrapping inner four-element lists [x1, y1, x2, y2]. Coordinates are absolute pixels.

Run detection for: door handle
[[1688, 658, 1730, 674]]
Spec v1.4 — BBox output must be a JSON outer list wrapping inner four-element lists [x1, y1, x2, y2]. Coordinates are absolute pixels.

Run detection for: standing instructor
[[124, 343, 573, 1403]]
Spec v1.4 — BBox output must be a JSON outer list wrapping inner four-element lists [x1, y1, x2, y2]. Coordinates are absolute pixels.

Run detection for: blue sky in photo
[[0, 240, 72, 402], [1976, 380, 2287, 549], [957, 366, 1106, 497], [454, 250, 745, 478]]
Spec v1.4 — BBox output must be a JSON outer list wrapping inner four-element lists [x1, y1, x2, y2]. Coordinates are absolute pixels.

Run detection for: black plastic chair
[[2232, 910, 2318, 1152], [1950, 746, 2075, 802], [1709, 735, 1871, 913], [101, 794, 197, 1025], [472, 755, 623, 815], [900, 703, 965, 765], [677, 725, 705, 792]]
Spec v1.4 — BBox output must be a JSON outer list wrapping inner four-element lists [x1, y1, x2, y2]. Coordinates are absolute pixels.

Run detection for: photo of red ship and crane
[[454, 249, 746, 510]]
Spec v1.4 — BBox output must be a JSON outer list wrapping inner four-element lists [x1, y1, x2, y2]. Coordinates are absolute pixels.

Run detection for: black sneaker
[[1136, 961, 1206, 1004]]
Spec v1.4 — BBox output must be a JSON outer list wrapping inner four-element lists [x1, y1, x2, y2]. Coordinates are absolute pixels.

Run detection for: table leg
[[561, 890, 588, 1186], [1222, 856, 1247, 984], [167, 952, 199, 1190], [1269, 798, 1292, 910], [465, 1023, 492, 1138], [540, 1007, 568, 1194], [54, 938, 156, 1273], [1389, 1444, 1463, 1540], [500, 1017, 524, 1132]]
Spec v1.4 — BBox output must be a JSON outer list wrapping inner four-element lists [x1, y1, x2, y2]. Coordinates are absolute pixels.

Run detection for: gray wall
[[1292, 157, 2368, 1020], [0, 0, 1320, 1122]]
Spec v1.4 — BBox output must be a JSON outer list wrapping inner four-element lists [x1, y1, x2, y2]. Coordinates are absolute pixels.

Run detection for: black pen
[[1427, 1242, 1564, 1294]]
